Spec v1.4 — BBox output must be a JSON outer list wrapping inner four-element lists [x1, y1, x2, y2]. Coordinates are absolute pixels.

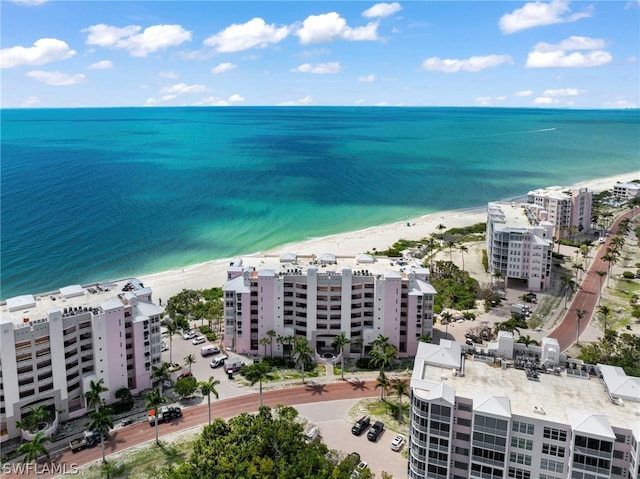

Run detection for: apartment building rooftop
[[488, 201, 549, 230], [528, 185, 584, 198], [1, 278, 159, 327], [411, 341, 640, 433]]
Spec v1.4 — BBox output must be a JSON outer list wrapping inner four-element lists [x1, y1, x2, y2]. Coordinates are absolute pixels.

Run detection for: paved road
[[6, 379, 382, 479], [549, 208, 637, 351]]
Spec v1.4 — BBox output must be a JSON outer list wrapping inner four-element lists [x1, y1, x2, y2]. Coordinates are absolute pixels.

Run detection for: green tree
[[595, 270, 607, 305], [293, 337, 314, 384], [458, 244, 469, 271], [174, 376, 198, 400], [391, 379, 408, 422], [259, 336, 270, 357], [184, 354, 196, 372], [17, 431, 50, 479], [266, 329, 276, 357], [87, 405, 113, 464], [163, 320, 179, 365], [84, 378, 108, 412], [332, 333, 351, 381], [376, 371, 390, 405], [418, 334, 432, 343], [145, 388, 167, 446], [516, 335, 539, 348], [599, 305, 612, 332], [152, 362, 171, 397], [199, 376, 220, 426], [242, 361, 274, 408], [560, 275, 576, 309], [575, 309, 587, 346], [17, 405, 51, 433]]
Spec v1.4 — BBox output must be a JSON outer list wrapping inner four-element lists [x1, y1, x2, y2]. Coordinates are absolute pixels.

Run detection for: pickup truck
[[367, 421, 384, 442], [148, 405, 182, 425], [69, 430, 107, 452], [351, 416, 371, 436]]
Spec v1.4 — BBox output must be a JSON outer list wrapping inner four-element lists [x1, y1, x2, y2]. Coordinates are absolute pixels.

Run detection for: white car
[[350, 461, 368, 479], [390, 434, 405, 451], [161, 341, 169, 351], [182, 330, 197, 340], [192, 335, 206, 345]]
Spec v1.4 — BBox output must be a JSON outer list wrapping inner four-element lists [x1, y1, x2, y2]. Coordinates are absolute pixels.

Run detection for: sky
[[1, 0, 639, 108]]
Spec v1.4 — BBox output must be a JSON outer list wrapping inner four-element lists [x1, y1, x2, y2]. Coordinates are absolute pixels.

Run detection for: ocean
[[1, 107, 638, 300]]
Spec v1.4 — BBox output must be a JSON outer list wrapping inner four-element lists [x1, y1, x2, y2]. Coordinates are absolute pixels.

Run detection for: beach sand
[[139, 171, 639, 302]]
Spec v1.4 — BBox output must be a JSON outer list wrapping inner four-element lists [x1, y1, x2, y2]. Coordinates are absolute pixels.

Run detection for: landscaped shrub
[[622, 271, 636, 279]]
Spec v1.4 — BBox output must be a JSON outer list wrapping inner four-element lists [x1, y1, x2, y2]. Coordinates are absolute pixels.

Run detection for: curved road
[[7, 380, 380, 479], [548, 208, 637, 351]]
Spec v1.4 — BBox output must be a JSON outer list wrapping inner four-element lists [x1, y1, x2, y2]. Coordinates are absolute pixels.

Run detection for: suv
[[367, 421, 384, 442], [182, 330, 197, 340], [192, 335, 206, 345], [210, 354, 229, 368], [351, 416, 370, 436]]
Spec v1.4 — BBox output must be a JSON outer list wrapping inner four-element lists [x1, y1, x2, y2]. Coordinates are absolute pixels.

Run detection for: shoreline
[[136, 170, 638, 302]]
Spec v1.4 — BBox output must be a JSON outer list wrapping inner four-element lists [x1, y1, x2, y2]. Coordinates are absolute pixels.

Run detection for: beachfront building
[[408, 340, 640, 479], [0, 279, 163, 441], [486, 202, 554, 292], [613, 182, 640, 201], [222, 260, 436, 359], [526, 186, 593, 239]]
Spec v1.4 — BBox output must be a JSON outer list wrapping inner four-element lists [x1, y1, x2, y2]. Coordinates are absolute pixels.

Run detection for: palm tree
[[516, 335, 539, 348], [266, 329, 276, 357], [459, 244, 469, 271], [163, 320, 179, 365], [152, 362, 170, 397], [602, 253, 616, 287], [243, 361, 273, 407], [595, 270, 607, 305], [440, 311, 453, 337], [391, 379, 408, 421], [144, 388, 167, 446], [436, 223, 446, 238], [292, 337, 313, 384], [493, 271, 504, 289], [445, 239, 456, 261], [87, 405, 113, 464], [332, 332, 351, 380], [184, 354, 196, 372], [418, 334, 432, 343], [376, 372, 390, 404], [17, 405, 52, 433], [199, 376, 220, 425], [84, 378, 108, 412], [598, 305, 612, 333], [259, 336, 270, 357], [560, 276, 576, 309], [575, 309, 587, 346], [18, 431, 50, 478], [572, 262, 585, 283]]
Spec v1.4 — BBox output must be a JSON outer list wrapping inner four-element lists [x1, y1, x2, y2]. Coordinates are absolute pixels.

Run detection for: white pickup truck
[[148, 405, 182, 425]]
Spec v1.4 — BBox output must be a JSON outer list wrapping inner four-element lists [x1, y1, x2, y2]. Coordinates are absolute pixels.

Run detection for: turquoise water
[[1, 107, 638, 299]]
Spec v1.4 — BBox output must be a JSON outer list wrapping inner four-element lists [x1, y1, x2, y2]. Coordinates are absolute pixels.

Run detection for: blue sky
[[1, 0, 638, 108]]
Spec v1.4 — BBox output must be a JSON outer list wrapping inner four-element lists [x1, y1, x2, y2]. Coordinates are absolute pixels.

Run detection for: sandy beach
[[139, 171, 639, 301]]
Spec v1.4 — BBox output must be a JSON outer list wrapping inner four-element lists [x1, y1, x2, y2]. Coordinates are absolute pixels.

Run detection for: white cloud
[[1, 38, 76, 68], [145, 94, 177, 106], [204, 18, 289, 53], [602, 99, 638, 108], [85, 24, 191, 57], [278, 96, 315, 106], [515, 90, 534, 97], [499, 0, 592, 34], [542, 88, 582, 97], [159, 71, 178, 79], [533, 96, 558, 105], [533, 36, 607, 53], [358, 74, 376, 82], [10, 0, 47, 5], [293, 62, 341, 74], [362, 2, 402, 18], [296, 12, 378, 44], [161, 83, 207, 94], [228, 94, 245, 103], [88, 60, 113, 70], [26, 70, 85, 86], [421, 54, 512, 73], [475, 96, 493, 106], [526, 50, 611, 68], [211, 62, 237, 75], [194, 94, 245, 106], [20, 96, 41, 107]]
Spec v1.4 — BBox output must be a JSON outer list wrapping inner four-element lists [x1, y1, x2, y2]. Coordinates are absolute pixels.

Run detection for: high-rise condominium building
[[222, 256, 436, 359], [0, 279, 163, 441], [408, 340, 640, 479], [486, 202, 554, 291], [527, 186, 593, 238]]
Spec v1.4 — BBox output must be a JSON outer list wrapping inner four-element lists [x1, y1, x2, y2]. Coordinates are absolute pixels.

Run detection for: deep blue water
[[1, 107, 638, 300]]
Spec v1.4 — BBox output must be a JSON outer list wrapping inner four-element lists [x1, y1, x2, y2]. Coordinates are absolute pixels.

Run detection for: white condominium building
[[486, 202, 554, 292], [526, 186, 593, 238], [222, 254, 436, 359], [613, 182, 640, 201], [408, 340, 640, 479], [0, 279, 163, 441]]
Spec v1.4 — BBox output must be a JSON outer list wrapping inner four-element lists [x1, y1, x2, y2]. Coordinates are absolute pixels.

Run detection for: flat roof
[[414, 353, 639, 431]]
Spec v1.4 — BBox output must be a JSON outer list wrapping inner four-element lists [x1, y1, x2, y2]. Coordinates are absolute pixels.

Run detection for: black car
[[351, 416, 371, 436], [367, 421, 384, 442]]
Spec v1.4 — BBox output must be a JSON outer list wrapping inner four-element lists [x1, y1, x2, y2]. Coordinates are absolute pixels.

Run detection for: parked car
[[200, 344, 220, 356], [210, 354, 229, 368], [161, 341, 169, 351], [351, 416, 370, 436], [177, 371, 193, 381], [350, 461, 369, 479], [182, 330, 197, 340], [367, 421, 384, 442], [192, 335, 206, 345], [148, 406, 182, 425], [390, 434, 405, 451]]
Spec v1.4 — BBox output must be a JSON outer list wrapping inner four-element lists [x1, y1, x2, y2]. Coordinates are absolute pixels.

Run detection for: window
[[512, 421, 534, 435], [543, 427, 567, 442], [458, 417, 471, 427], [511, 437, 533, 451], [540, 458, 564, 474], [508, 466, 531, 479], [542, 443, 565, 458], [509, 452, 531, 466], [457, 403, 472, 412]]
